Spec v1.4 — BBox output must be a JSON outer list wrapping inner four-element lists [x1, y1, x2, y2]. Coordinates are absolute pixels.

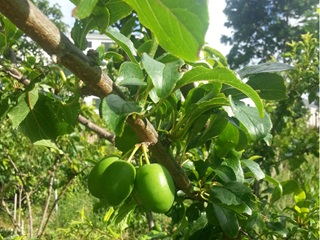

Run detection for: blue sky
[[49, 0, 231, 55]]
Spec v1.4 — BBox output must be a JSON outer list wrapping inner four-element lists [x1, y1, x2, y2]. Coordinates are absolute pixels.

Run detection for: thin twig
[[1, 198, 22, 234], [36, 157, 58, 237], [25, 192, 33, 238]]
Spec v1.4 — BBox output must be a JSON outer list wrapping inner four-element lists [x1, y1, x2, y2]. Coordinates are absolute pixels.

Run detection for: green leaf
[[224, 181, 253, 199], [214, 165, 236, 183], [105, 27, 137, 63], [124, 0, 209, 62], [26, 56, 36, 66], [187, 114, 228, 149], [242, 159, 265, 181], [17, 96, 55, 142], [230, 98, 272, 141], [270, 183, 283, 205], [225, 157, 244, 183], [106, 0, 132, 25], [117, 62, 145, 86], [8, 87, 39, 128], [185, 213, 208, 237], [281, 180, 300, 195], [137, 39, 158, 57], [175, 67, 264, 117], [100, 103, 126, 136], [246, 73, 287, 100], [115, 124, 139, 152], [203, 46, 228, 67], [100, 94, 142, 135], [105, 51, 125, 62], [223, 182, 255, 215], [294, 190, 306, 203], [113, 198, 136, 225], [214, 122, 239, 158], [71, 18, 96, 50], [142, 53, 183, 98], [103, 207, 115, 222], [33, 140, 64, 154], [0, 33, 7, 54], [173, 94, 229, 139], [93, 6, 110, 33], [184, 83, 222, 111], [213, 204, 239, 238], [210, 187, 240, 206], [264, 174, 279, 186], [105, 94, 142, 115], [2, 17, 16, 40], [17, 94, 79, 142], [238, 62, 294, 78], [75, 0, 99, 19], [7, 94, 29, 129]]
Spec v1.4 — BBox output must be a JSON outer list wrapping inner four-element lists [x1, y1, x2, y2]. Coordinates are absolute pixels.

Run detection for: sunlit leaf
[[75, 0, 99, 19], [0, 33, 6, 54], [117, 61, 145, 86], [124, 0, 209, 61], [175, 66, 264, 117], [242, 159, 265, 181], [33, 140, 63, 154], [71, 18, 96, 50], [142, 53, 183, 98], [106, 0, 132, 25], [230, 97, 272, 141], [100, 94, 142, 135], [105, 27, 137, 63]]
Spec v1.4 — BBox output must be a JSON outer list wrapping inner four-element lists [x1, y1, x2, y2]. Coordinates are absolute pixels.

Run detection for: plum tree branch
[[0, 0, 191, 193]]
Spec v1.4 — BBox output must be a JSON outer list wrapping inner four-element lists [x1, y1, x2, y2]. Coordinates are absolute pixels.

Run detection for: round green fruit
[[134, 163, 175, 213], [101, 160, 136, 206], [88, 156, 119, 198]]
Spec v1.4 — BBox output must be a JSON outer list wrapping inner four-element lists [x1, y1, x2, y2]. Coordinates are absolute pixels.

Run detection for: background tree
[[221, 0, 319, 69]]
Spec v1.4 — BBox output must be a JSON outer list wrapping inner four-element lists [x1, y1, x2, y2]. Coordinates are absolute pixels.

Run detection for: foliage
[[242, 33, 319, 239], [222, 0, 319, 69], [0, 0, 318, 239]]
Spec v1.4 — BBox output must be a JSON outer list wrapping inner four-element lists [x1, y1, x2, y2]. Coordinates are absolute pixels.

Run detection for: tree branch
[[25, 192, 33, 239], [78, 115, 115, 144], [0, 0, 191, 193], [0, 199, 23, 235], [36, 157, 58, 237], [38, 168, 86, 238]]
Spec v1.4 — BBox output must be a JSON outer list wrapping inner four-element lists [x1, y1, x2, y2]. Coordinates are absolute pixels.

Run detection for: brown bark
[[77, 115, 115, 144], [0, 0, 191, 193]]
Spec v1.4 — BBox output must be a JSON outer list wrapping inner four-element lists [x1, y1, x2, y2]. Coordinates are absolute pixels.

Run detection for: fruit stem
[[141, 143, 150, 165], [127, 144, 141, 162], [200, 191, 209, 201]]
